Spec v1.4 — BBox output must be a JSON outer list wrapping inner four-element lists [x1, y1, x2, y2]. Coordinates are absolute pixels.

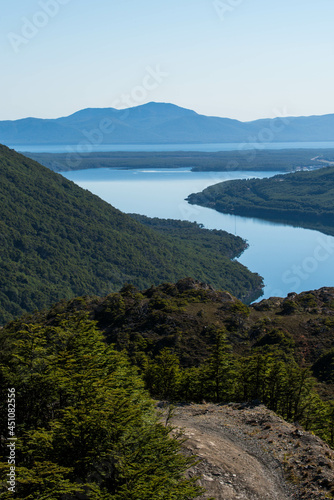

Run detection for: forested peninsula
[[0, 145, 262, 323], [187, 166, 334, 236]]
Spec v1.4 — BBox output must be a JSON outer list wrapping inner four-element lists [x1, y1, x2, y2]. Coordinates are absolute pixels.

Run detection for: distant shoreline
[[22, 148, 334, 173], [8, 141, 334, 154]]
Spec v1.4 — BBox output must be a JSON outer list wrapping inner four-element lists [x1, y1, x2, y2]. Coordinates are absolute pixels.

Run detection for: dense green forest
[[0, 317, 203, 499], [128, 214, 246, 258], [25, 149, 334, 172], [1, 280, 334, 497], [187, 166, 334, 236], [21, 279, 334, 396], [0, 144, 263, 324]]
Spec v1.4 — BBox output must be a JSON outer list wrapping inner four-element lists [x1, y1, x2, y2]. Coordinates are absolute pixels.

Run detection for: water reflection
[[63, 168, 334, 300]]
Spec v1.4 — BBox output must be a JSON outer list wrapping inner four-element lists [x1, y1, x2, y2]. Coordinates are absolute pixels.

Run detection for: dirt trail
[[163, 403, 334, 499]]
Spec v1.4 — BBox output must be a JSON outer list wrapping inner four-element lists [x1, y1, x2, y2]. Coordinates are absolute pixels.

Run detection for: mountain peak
[[127, 101, 198, 118], [1, 104, 334, 146]]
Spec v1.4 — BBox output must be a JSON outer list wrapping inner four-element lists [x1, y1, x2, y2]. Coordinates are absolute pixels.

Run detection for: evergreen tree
[[205, 328, 235, 402], [144, 348, 182, 400], [0, 318, 203, 499]]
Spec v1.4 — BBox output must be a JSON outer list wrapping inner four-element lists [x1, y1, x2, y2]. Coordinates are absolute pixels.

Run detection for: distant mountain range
[[1, 102, 334, 145]]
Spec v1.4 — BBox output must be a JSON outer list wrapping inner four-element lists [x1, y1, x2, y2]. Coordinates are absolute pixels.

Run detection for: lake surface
[[62, 168, 334, 301], [11, 141, 334, 153]]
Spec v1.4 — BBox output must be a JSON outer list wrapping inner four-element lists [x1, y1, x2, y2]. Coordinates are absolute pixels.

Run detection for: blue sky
[[1, 0, 333, 121]]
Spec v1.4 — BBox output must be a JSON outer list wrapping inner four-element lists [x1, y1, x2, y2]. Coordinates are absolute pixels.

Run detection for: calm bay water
[[62, 168, 334, 301]]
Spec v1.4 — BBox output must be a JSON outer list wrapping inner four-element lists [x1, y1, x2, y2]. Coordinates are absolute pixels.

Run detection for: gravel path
[[162, 403, 334, 499]]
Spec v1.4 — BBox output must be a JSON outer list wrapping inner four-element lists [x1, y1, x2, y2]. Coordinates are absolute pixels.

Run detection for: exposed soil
[[161, 403, 334, 499]]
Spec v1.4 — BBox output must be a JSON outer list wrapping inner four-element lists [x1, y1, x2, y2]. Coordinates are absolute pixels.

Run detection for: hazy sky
[[1, 0, 333, 121]]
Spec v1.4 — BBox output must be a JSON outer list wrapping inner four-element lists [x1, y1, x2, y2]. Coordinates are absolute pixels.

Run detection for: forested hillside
[[187, 166, 334, 236], [0, 144, 263, 323], [1, 280, 334, 498], [0, 317, 203, 499], [12, 279, 334, 422]]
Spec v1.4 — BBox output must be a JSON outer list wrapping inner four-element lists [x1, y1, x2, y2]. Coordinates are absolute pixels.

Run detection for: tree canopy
[[0, 317, 203, 499]]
